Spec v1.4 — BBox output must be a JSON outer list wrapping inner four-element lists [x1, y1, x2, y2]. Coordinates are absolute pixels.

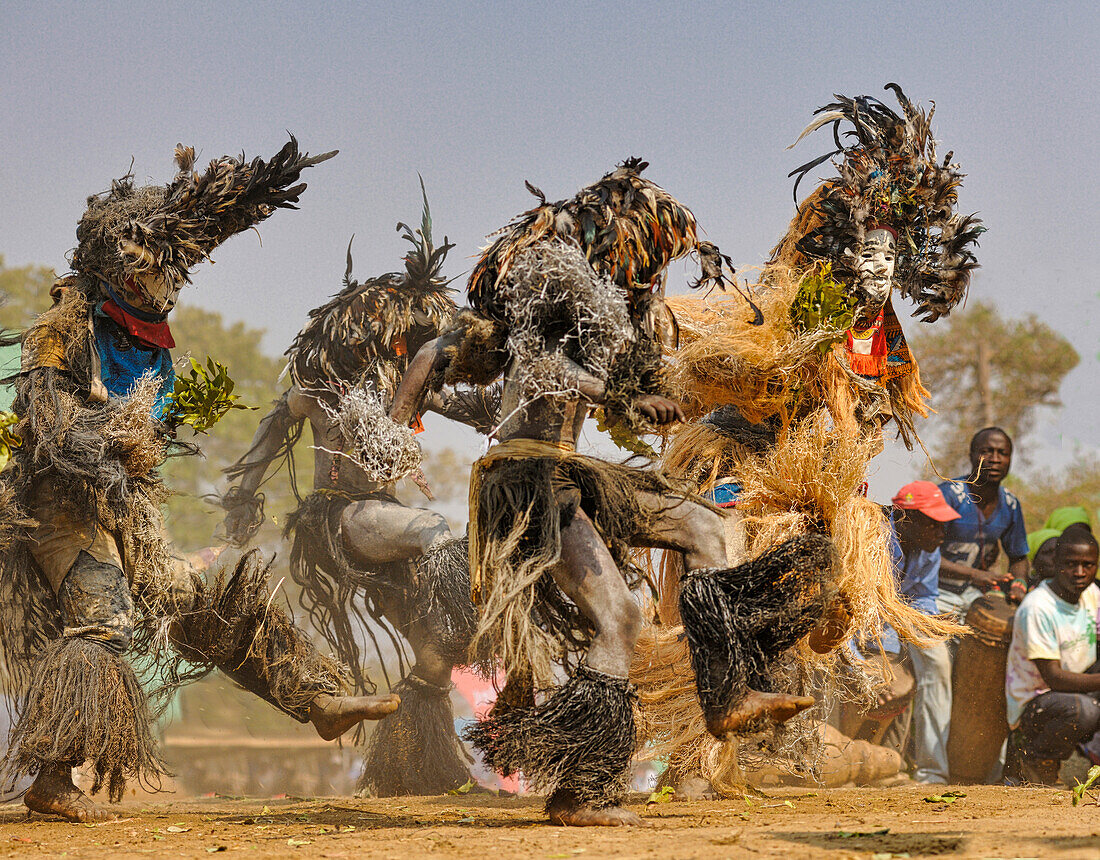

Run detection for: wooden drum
[[947, 591, 1016, 783]]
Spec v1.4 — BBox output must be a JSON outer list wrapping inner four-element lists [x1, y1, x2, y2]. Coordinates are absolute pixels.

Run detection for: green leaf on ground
[[924, 790, 967, 804], [1072, 765, 1100, 806], [646, 785, 676, 805]]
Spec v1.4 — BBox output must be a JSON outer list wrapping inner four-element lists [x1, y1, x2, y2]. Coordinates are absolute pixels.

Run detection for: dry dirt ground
[[2, 785, 1100, 859]]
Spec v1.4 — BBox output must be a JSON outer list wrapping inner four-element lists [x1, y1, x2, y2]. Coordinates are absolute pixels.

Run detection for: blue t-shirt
[[938, 476, 1029, 569], [878, 510, 943, 653]]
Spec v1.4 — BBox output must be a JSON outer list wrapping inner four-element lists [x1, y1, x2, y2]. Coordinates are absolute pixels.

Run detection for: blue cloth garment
[[703, 478, 742, 509], [877, 510, 943, 653], [93, 308, 174, 420], [882, 510, 953, 783]]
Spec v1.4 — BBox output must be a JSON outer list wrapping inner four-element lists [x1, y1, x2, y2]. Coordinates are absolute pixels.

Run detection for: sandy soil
[[2, 785, 1099, 859]]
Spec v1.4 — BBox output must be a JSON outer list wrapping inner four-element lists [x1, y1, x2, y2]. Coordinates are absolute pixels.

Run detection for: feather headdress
[[778, 83, 983, 322], [287, 179, 457, 395], [468, 158, 733, 323], [70, 136, 337, 313]]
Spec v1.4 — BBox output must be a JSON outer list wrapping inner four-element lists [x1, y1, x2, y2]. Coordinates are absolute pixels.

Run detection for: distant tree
[[0, 256, 54, 330], [911, 301, 1079, 473], [1008, 454, 1100, 533], [160, 304, 312, 552]]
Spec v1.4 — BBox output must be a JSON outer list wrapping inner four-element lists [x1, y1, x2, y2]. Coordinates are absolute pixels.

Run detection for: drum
[[947, 591, 1016, 783]]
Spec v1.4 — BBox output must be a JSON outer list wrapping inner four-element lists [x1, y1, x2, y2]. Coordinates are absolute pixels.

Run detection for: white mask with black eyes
[[854, 227, 897, 308]]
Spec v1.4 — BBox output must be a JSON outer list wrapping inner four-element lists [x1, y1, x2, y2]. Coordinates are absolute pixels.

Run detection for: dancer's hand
[[221, 491, 264, 546], [636, 394, 684, 425]]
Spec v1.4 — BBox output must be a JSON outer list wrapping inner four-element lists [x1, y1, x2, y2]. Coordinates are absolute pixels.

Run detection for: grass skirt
[[168, 550, 349, 722], [678, 533, 835, 732], [465, 664, 637, 810], [1, 637, 167, 801], [358, 674, 472, 796], [470, 449, 674, 688]]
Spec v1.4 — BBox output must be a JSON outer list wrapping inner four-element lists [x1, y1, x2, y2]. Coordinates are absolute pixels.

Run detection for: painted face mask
[[854, 227, 897, 309]]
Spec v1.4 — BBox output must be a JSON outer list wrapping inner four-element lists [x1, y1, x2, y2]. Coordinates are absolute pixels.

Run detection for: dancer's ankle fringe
[[465, 664, 637, 810], [358, 674, 471, 797], [2, 637, 167, 802]]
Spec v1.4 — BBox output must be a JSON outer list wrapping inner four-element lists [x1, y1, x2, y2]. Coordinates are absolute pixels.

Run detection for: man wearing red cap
[[889, 481, 961, 784]]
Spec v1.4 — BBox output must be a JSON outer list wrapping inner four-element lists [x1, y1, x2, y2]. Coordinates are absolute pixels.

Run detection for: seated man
[[1005, 530, 1100, 784]]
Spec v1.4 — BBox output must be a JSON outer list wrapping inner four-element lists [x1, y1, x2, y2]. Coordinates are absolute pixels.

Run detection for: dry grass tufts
[[102, 373, 167, 477], [666, 267, 841, 425], [735, 410, 963, 651]]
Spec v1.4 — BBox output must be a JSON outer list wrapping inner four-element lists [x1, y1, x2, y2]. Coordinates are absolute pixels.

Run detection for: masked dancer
[[0, 140, 399, 823]]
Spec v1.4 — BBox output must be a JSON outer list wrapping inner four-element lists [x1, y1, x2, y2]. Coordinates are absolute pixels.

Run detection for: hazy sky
[[3, 0, 1097, 500]]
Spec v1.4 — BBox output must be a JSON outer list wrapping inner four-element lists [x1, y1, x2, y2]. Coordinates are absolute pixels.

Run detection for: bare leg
[[706, 691, 816, 735], [11, 553, 162, 821], [341, 498, 467, 691], [548, 790, 643, 826], [547, 510, 642, 826], [24, 764, 116, 823], [342, 502, 475, 795], [341, 498, 452, 563], [630, 493, 729, 572]]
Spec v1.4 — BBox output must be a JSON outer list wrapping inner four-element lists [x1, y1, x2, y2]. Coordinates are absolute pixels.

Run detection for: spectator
[[1005, 530, 1100, 785], [1045, 506, 1092, 534], [1027, 529, 1062, 588], [888, 481, 960, 784], [937, 427, 1029, 618]]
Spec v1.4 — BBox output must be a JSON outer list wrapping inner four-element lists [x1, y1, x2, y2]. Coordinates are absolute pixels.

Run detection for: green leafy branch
[[1073, 765, 1100, 807], [164, 357, 254, 434], [789, 263, 859, 353], [594, 407, 657, 459]]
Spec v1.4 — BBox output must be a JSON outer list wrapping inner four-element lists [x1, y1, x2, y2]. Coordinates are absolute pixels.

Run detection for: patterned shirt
[[938, 476, 1029, 569]]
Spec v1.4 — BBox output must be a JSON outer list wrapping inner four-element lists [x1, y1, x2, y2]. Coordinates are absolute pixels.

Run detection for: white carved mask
[[854, 227, 897, 307]]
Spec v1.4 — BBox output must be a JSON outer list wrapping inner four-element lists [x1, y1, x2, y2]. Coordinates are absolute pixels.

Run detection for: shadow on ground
[[773, 829, 966, 855]]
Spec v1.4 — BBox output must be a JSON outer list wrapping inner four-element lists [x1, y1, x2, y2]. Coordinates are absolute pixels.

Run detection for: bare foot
[[706, 690, 815, 737], [24, 765, 116, 823], [673, 775, 716, 801], [547, 790, 643, 827], [309, 693, 401, 741]]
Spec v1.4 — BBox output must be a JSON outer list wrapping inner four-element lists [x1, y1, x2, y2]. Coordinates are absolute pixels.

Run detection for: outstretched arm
[[389, 332, 460, 426], [551, 353, 685, 425], [395, 338, 683, 428], [938, 557, 1012, 590], [423, 383, 502, 435]]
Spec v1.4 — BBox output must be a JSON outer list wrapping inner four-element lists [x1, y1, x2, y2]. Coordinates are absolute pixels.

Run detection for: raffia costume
[[0, 140, 354, 802], [222, 196, 499, 796], [439, 159, 759, 811], [634, 85, 979, 792]]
